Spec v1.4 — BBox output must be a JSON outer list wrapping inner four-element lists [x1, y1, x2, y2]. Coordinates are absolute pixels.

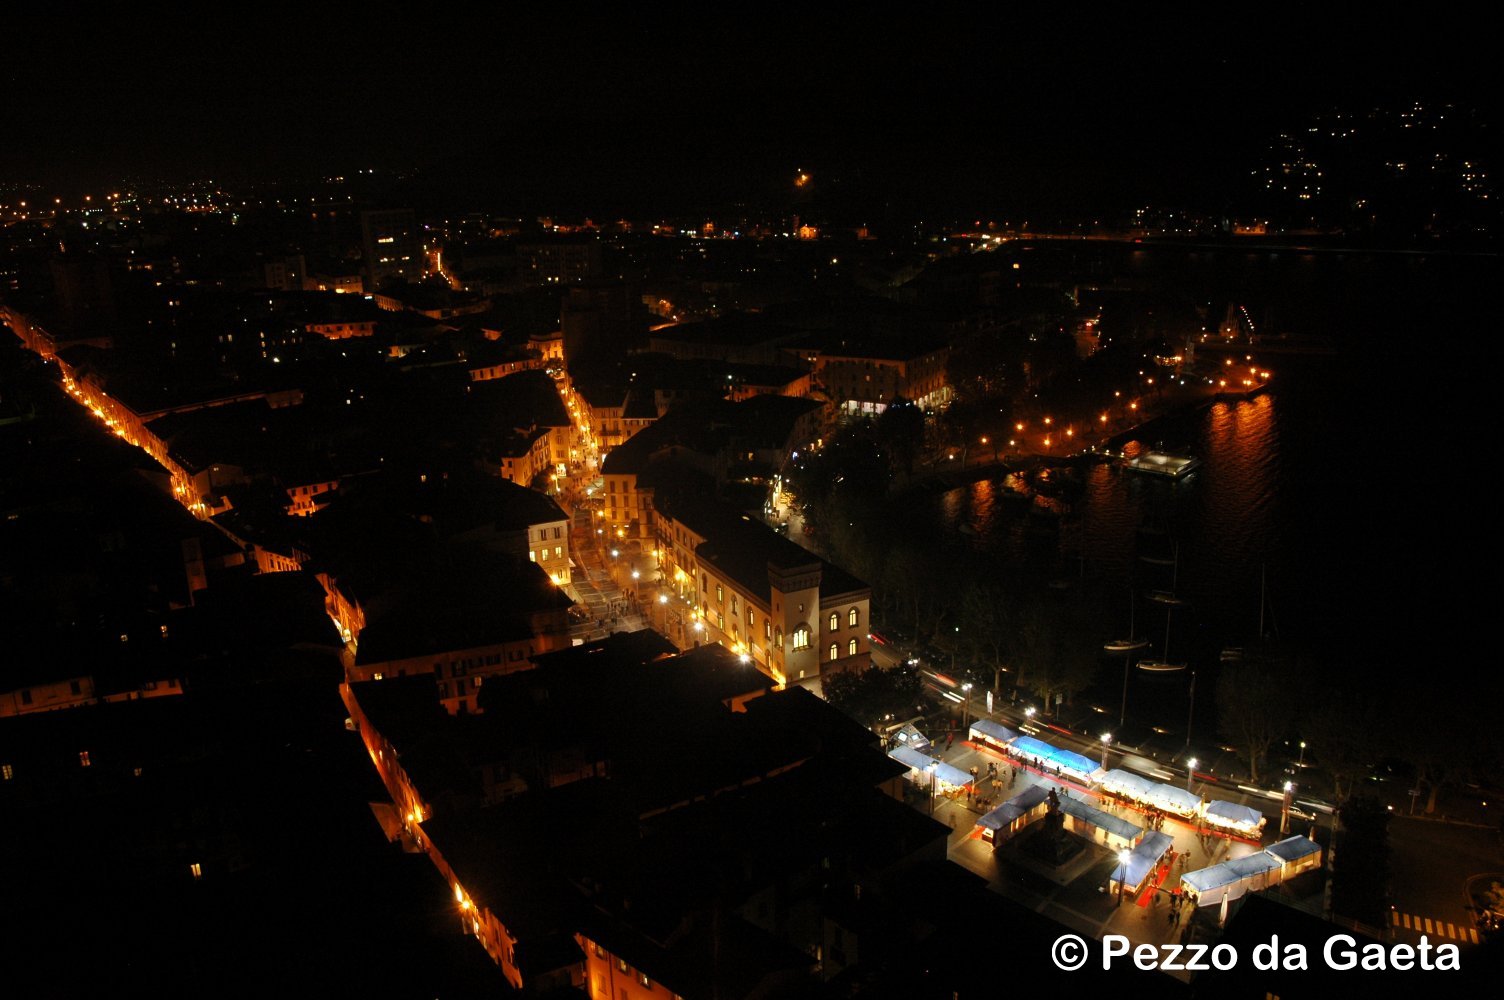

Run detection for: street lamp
[[1297, 741, 1307, 768], [1100, 732, 1112, 770], [1186, 758, 1198, 792], [961, 682, 973, 730], [926, 760, 939, 816], [1117, 849, 1130, 906], [1281, 781, 1294, 836]]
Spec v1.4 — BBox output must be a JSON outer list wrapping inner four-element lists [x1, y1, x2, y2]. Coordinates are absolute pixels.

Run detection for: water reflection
[[926, 389, 1282, 641]]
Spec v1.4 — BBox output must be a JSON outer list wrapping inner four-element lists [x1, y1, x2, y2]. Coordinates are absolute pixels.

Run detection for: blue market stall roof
[[968, 719, 1017, 745], [1059, 796, 1142, 843], [887, 745, 971, 787], [1206, 799, 1266, 829], [1264, 834, 1322, 865], [1099, 768, 1157, 800], [1008, 735, 1098, 778], [1147, 783, 1203, 816], [1115, 830, 1174, 890], [977, 784, 1049, 831], [1182, 852, 1281, 895]]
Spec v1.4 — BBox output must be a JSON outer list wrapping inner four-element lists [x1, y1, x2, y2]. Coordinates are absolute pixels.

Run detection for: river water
[[916, 242, 1500, 737]]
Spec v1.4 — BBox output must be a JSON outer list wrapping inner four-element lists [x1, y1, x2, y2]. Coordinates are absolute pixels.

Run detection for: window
[[372, 671, 383, 681], [554, 546, 563, 559], [617, 959, 628, 973], [1, 764, 12, 781], [849, 607, 859, 627], [79, 751, 91, 768], [748, 611, 755, 627], [69, 679, 82, 696], [731, 596, 738, 616], [190, 862, 203, 880], [792, 626, 809, 651], [529, 550, 537, 562], [554, 527, 562, 539], [716, 585, 724, 603], [828, 612, 839, 632], [765, 622, 772, 639], [20, 690, 31, 705], [594, 942, 604, 958], [717, 614, 725, 631], [829, 643, 839, 661], [638, 973, 651, 988], [849, 638, 858, 656]]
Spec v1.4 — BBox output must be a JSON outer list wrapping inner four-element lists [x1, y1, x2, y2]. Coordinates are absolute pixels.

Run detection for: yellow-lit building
[[654, 494, 870, 688]]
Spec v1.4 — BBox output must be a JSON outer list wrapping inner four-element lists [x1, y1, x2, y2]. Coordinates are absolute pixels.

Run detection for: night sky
[[3, 11, 1497, 215]]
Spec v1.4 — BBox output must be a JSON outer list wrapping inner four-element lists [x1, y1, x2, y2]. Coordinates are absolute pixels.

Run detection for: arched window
[[828, 643, 839, 662], [848, 638, 858, 656], [848, 607, 859, 627], [792, 626, 810, 651], [828, 612, 839, 632]]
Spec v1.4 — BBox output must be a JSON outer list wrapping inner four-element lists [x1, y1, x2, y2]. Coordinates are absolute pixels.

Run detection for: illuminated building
[[361, 208, 424, 291]]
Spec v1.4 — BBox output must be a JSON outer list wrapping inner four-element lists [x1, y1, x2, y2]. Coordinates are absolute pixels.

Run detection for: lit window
[[189, 862, 203, 880], [1, 764, 12, 781], [849, 638, 858, 656], [829, 643, 839, 661], [848, 608, 859, 627], [554, 546, 562, 559], [716, 585, 724, 603], [79, 751, 91, 768], [828, 612, 839, 632], [791, 627, 808, 651], [373, 671, 383, 681], [717, 614, 725, 631], [638, 973, 651, 988], [617, 959, 628, 973], [529, 550, 536, 561]]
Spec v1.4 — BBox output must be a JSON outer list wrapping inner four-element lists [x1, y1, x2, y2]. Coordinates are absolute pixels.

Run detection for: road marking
[[1392, 912, 1480, 943]]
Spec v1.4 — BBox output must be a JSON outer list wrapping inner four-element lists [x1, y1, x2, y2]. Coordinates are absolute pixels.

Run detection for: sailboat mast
[[1259, 563, 1267, 640]]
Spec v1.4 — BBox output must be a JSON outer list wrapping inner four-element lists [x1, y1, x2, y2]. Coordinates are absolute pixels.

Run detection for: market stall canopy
[[1206, 800, 1266, 832], [976, 784, 1049, 832]]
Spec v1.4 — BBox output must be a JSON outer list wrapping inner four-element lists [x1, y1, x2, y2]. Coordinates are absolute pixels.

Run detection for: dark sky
[[3, 10, 1497, 214]]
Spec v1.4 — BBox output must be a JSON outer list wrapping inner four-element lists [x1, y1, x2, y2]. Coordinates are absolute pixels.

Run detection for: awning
[[1205, 800, 1266, 832], [968, 721, 1016, 745], [1183, 853, 1280, 895], [1059, 796, 1143, 844], [887, 746, 971, 788], [1146, 784, 1203, 816], [1099, 768, 1157, 801], [1009, 735, 1100, 780], [968, 719, 1017, 746], [976, 785, 1049, 831], [1135, 830, 1174, 861], [1110, 830, 1175, 892], [1265, 835, 1322, 866]]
